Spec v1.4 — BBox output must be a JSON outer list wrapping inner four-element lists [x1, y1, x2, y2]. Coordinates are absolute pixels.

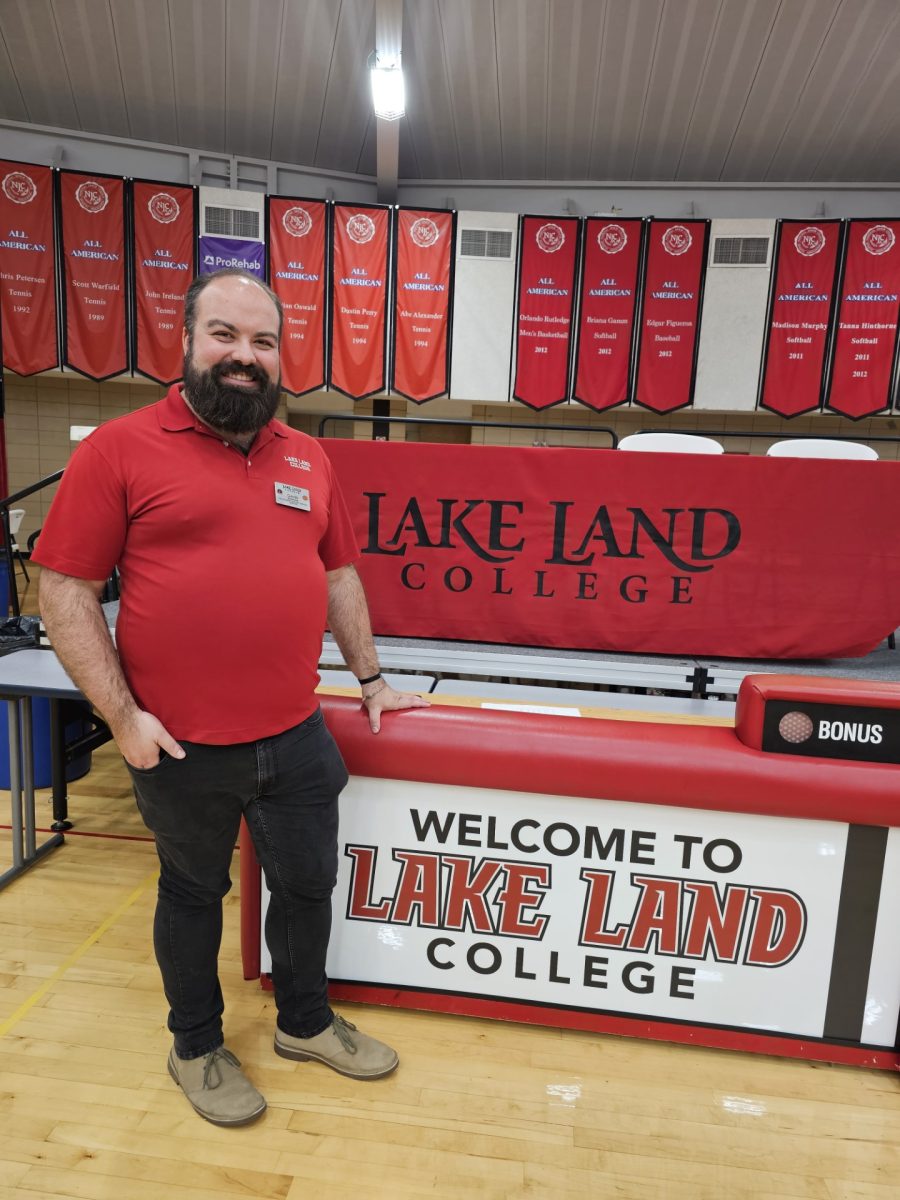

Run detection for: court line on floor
[[0, 866, 159, 1039]]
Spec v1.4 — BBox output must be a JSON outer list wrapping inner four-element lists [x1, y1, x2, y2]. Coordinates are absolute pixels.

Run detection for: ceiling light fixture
[[369, 52, 405, 121]]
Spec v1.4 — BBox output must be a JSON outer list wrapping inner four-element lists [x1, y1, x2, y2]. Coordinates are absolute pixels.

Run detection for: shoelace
[[202, 1046, 242, 1089], [332, 1013, 359, 1055]]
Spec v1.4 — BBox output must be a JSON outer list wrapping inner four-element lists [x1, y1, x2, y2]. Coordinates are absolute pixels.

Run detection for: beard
[[182, 346, 281, 436]]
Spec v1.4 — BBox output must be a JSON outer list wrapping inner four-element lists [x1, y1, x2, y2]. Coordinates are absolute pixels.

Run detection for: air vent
[[712, 236, 769, 266], [459, 228, 514, 259], [203, 205, 260, 239]]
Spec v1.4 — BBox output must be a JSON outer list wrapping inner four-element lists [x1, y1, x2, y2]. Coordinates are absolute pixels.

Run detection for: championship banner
[[131, 181, 196, 385], [572, 218, 644, 412], [512, 215, 580, 409], [758, 220, 842, 417], [199, 234, 265, 278], [0, 161, 58, 375], [634, 220, 709, 413], [266, 197, 327, 396], [329, 203, 390, 400], [59, 171, 128, 380], [391, 208, 455, 403], [323, 439, 900, 660], [825, 221, 900, 420]]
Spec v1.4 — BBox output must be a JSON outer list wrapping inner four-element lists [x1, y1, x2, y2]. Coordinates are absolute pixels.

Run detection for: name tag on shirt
[[274, 482, 311, 511]]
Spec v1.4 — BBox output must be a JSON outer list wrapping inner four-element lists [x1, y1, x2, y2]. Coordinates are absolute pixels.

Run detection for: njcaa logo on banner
[[347, 213, 376, 244], [662, 225, 692, 255], [794, 226, 826, 256], [327, 781, 844, 1035], [282, 206, 312, 237], [862, 224, 895, 255], [75, 180, 109, 214], [2, 171, 37, 205], [598, 223, 627, 254], [148, 193, 180, 224], [536, 222, 565, 253]]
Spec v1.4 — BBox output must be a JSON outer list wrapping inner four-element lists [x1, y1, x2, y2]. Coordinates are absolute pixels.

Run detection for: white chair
[[618, 432, 724, 454], [7, 508, 29, 583], [766, 438, 878, 460]]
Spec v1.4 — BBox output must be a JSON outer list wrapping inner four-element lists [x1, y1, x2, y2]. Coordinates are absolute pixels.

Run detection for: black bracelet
[[358, 672, 383, 686]]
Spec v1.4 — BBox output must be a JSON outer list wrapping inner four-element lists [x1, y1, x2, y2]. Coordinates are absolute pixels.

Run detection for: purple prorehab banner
[[199, 234, 265, 278]]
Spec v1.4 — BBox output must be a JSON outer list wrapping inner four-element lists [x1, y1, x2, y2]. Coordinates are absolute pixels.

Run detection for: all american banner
[[59, 171, 128, 381], [512, 216, 580, 409], [0, 161, 58, 375], [572, 218, 644, 412], [758, 221, 843, 417], [329, 203, 390, 400], [267, 197, 328, 396], [633, 220, 709, 413], [131, 180, 196, 385], [391, 208, 455, 403], [825, 220, 900, 420]]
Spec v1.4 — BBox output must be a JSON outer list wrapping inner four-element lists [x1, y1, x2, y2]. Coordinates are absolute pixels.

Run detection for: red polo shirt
[[33, 386, 360, 742]]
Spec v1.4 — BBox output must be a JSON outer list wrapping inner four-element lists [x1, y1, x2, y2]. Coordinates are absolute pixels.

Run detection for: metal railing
[[317, 412, 618, 445]]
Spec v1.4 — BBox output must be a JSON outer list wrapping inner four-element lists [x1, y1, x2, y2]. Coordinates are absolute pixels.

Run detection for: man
[[35, 269, 428, 1127]]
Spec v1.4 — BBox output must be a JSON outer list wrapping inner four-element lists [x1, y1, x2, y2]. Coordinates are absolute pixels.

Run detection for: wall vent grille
[[203, 205, 260, 239], [459, 228, 514, 259], [712, 236, 769, 265]]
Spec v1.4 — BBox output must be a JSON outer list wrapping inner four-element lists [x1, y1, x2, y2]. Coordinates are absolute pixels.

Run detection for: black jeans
[[128, 708, 349, 1059]]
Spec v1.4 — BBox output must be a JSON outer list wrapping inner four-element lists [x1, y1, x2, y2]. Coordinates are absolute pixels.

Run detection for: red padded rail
[[736, 672, 900, 751], [319, 694, 900, 827]]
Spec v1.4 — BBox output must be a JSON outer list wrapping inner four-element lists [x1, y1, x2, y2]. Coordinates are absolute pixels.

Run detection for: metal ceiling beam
[[374, 0, 403, 204]]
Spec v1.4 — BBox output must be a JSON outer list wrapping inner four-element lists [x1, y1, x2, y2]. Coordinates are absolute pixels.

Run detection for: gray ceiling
[[1, 0, 899, 184]]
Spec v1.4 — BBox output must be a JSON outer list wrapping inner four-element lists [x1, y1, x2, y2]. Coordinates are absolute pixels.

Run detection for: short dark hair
[[183, 269, 283, 340]]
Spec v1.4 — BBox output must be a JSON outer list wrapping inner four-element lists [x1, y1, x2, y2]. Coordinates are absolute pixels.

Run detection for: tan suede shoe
[[167, 1046, 267, 1126], [274, 1013, 399, 1079]]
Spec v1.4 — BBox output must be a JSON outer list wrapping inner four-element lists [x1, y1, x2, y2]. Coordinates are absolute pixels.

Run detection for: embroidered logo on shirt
[[284, 455, 311, 471]]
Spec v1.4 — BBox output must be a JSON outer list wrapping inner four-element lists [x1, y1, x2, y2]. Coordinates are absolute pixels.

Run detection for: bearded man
[[34, 269, 427, 1127]]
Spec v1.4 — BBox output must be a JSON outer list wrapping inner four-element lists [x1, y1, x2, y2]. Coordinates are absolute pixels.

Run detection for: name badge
[[274, 482, 310, 511]]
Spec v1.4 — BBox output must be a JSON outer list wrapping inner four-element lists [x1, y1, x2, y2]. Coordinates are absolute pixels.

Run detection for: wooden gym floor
[[2, 570, 900, 1198]]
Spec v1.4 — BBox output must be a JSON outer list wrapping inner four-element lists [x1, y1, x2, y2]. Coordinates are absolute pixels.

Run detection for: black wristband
[[358, 672, 383, 687]]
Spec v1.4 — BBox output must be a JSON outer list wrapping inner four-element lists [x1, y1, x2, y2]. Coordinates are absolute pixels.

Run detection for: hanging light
[[369, 52, 405, 121]]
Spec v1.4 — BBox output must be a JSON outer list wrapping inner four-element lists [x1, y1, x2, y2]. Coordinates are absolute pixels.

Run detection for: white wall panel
[[693, 219, 775, 412], [449, 210, 518, 403]]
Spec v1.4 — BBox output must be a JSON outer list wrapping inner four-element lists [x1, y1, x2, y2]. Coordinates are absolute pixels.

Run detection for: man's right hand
[[113, 709, 186, 770]]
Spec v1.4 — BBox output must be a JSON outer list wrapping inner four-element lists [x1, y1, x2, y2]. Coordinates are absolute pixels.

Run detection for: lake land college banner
[[325, 439, 900, 660], [633, 220, 709, 413], [0, 160, 58, 375]]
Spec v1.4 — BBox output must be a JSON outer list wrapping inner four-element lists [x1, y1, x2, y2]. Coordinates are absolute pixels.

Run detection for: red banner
[[825, 221, 900, 419], [0, 161, 57, 375], [324, 439, 900, 660], [329, 203, 389, 399], [267, 197, 327, 396], [60, 171, 128, 380], [512, 216, 579, 408], [391, 208, 454, 403], [132, 180, 195, 384], [758, 221, 842, 417], [572, 218, 643, 411], [634, 220, 709, 413]]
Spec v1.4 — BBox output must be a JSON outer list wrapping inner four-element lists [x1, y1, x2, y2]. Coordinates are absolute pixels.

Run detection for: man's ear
[[181, 327, 189, 356]]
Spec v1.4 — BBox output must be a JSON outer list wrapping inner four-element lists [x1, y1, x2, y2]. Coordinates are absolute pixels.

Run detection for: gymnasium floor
[[2, 568, 900, 1199]]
